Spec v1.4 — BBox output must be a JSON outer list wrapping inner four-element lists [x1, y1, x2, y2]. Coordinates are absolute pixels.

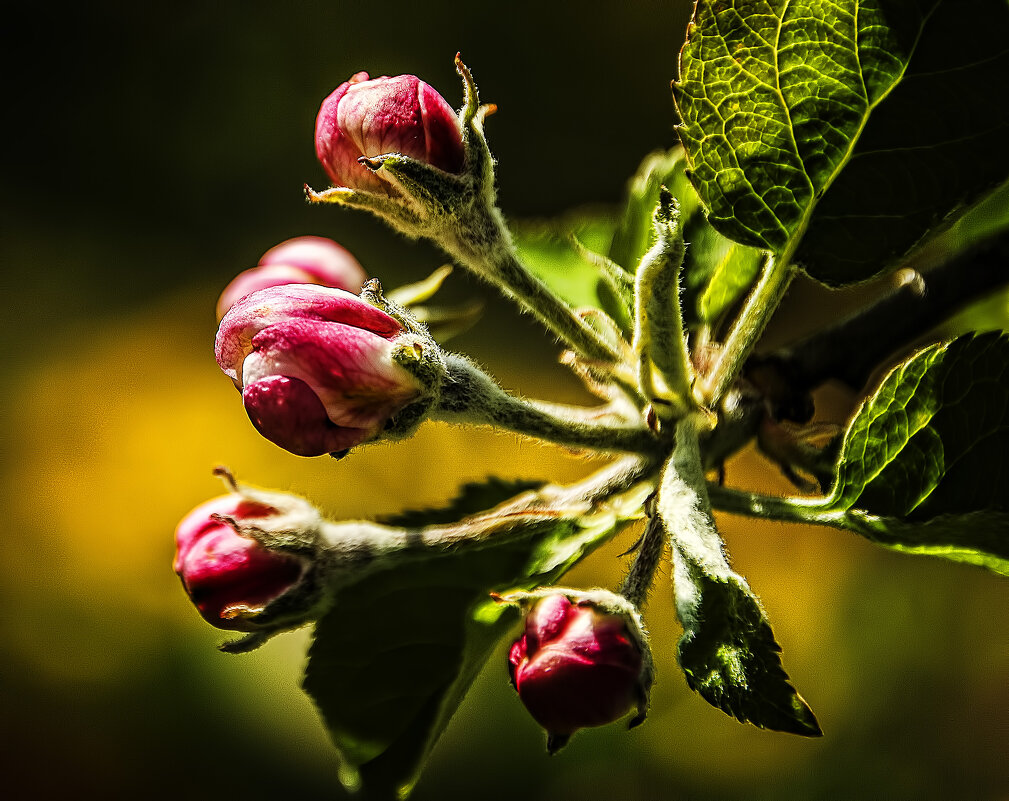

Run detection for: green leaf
[[693, 233, 764, 326], [813, 331, 1009, 572], [832, 508, 1009, 575], [660, 421, 820, 736], [673, 0, 1009, 285], [825, 332, 1009, 518], [905, 178, 1009, 276], [610, 147, 764, 329], [303, 488, 645, 799], [377, 476, 543, 528], [675, 572, 823, 736], [511, 213, 617, 311]]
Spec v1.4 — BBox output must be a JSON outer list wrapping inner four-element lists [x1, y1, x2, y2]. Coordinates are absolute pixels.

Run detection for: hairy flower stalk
[[178, 459, 657, 651], [307, 56, 620, 364], [435, 352, 663, 455], [618, 511, 666, 610]]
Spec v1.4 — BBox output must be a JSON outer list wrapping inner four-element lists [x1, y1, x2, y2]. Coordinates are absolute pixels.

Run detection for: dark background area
[[3, 2, 1008, 799]]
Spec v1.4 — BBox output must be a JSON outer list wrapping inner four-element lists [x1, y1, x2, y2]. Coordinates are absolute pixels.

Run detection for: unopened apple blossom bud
[[315, 72, 465, 196], [174, 494, 307, 631], [216, 236, 368, 321], [216, 284, 438, 456], [502, 589, 652, 752]]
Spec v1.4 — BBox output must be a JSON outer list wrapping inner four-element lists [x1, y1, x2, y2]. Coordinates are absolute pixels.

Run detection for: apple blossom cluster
[[168, 6, 1009, 792], [174, 61, 666, 749]]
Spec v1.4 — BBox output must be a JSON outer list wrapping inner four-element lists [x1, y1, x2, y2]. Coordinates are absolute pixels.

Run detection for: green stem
[[699, 253, 795, 407], [658, 417, 726, 568], [706, 483, 842, 527], [444, 206, 621, 363], [435, 353, 662, 455], [619, 514, 665, 609]]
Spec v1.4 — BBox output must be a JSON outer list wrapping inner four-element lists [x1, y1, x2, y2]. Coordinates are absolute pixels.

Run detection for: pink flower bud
[[315, 72, 465, 196], [215, 284, 423, 456], [508, 593, 646, 743], [216, 236, 368, 321], [174, 495, 306, 631]]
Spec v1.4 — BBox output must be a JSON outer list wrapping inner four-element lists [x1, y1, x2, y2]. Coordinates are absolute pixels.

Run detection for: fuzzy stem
[[443, 206, 621, 362], [435, 353, 662, 455], [619, 515, 665, 609], [699, 253, 795, 408], [659, 417, 724, 563], [705, 483, 839, 526]]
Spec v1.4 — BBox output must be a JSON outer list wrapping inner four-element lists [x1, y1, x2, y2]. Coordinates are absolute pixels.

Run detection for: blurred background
[[3, 1, 1008, 798]]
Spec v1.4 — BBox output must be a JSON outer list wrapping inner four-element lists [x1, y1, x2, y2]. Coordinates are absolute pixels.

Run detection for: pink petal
[[243, 375, 372, 456], [215, 285, 400, 380], [258, 236, 367, 291]]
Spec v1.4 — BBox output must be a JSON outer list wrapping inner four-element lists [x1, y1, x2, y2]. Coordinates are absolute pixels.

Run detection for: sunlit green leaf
[[303, 489, 644, 798], [694, 235, 764, 326], [675, 572, 823, 736], [826, 332, 1009, 518], [511, 214, 617, 311], [811, 331, 1009, 572], [673, 0, 1009, 285]]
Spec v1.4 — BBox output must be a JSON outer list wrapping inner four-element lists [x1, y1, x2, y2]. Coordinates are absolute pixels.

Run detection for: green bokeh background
[[3, 2, 1009, 799]]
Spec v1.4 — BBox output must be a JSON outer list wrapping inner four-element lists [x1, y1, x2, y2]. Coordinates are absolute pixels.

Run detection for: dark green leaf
[[303, 495, 642, 798], [377, 476, 543, 528], [905, 179, 1009, 276], [675, 571, 823, 736], [815, 331, 1009, 572], [661, 424, 819, 736], [673, 0, 1009, 285]]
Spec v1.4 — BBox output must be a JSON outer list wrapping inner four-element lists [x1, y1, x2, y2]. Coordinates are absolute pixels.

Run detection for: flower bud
[[215, 284, 428, 456], [216, 236, 368, 321], [505, 590, 651, 751], [174, 494, 307, 631], [315, 72, 465, 196]]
